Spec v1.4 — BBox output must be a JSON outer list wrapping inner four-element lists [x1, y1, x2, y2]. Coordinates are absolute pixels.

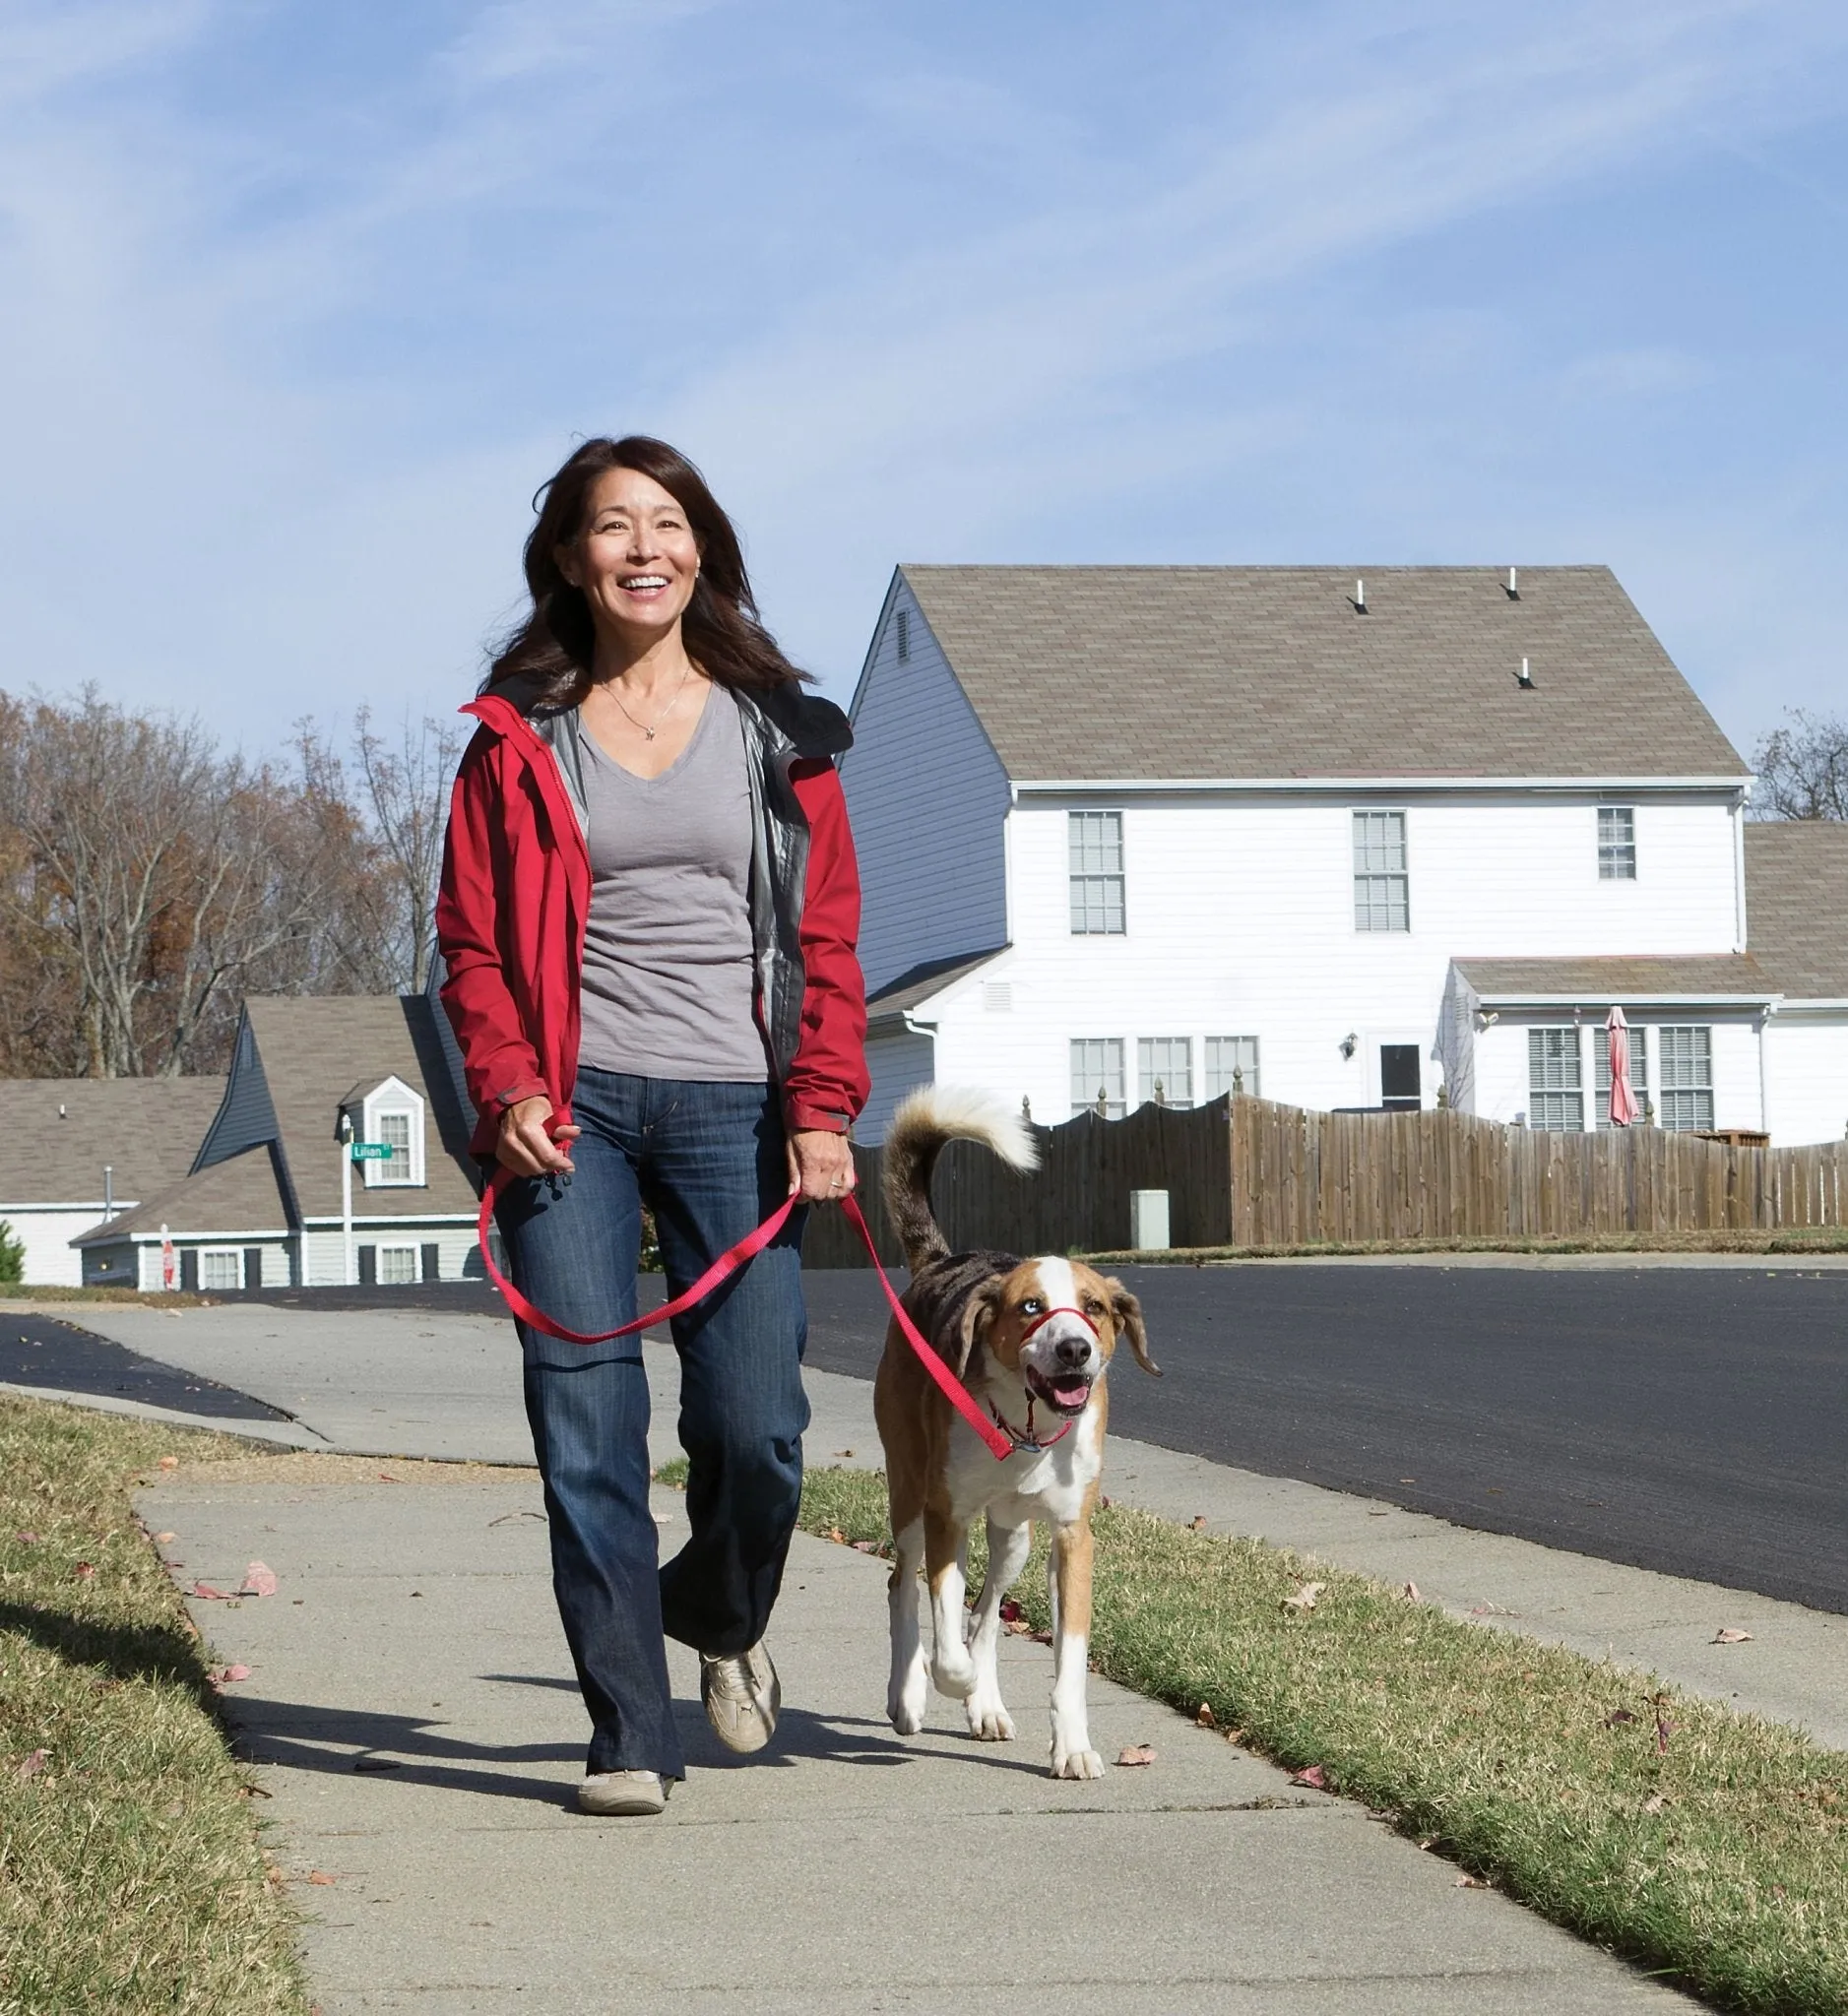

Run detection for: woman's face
[[557, 467, 702, 644]]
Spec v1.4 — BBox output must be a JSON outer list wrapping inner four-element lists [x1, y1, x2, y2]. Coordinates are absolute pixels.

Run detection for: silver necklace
[[605, 663, 691, 741]]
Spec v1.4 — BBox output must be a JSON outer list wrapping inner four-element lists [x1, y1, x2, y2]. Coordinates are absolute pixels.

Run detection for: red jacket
[[436, 682, 868, 1157]]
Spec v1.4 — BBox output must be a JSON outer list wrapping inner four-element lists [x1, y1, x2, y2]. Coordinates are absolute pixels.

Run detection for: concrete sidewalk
[[142, 1464, 1690, 2014], [59, 1298, 1848, 1751]]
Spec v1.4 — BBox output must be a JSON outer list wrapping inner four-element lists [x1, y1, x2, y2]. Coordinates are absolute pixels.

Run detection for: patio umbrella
[[1606, 1006, 1640, 1127]]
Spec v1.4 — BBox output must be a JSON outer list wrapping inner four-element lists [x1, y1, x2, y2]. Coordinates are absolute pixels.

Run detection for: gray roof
[[866, 948, 1006, 1020], [1453, 955, 1776, 1001], [75, 1146, 287, 1246], [1745, 821, 1848, 999], [243, 996, 479, 1220], [900, 565, 1747, 783], [0, 1077, 225, 1208]]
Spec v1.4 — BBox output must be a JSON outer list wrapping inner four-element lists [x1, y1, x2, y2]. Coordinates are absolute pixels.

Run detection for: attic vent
[[983, 982, 1013, 1014], [895, 608, 911, 662], [1352, 577, 1368, 614], [1515, 657, 1535, 689], [1505, 566, 1520, 599]]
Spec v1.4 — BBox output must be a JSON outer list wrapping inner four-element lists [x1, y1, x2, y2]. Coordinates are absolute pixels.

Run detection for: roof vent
[[1505, 567, 1519, 600], [1515, 657, 1535, 689], [1352, 577, 1368, 614]]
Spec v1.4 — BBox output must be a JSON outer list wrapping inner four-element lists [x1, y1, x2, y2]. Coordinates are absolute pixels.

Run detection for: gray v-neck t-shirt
[[577, 691, 769, 1082]]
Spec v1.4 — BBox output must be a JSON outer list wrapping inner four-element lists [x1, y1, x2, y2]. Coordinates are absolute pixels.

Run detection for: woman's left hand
[[789, 1128, 856, 1204]]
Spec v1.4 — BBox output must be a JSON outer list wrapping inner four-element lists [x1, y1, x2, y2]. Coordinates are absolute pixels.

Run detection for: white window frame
[[198, 1247, 243, 1292], [1068, 811, 1126, 935], [1353, 810, 1410, 933], [1527, 1027, 1585, 1133], [1204, 1037, 1260, 1100], [1598, 806, 1637, 881], [1070, 1038, 1126, 1118], [1137, 1038, 1193, 1108], [360, 1077, 426, 1189], [1657, 1026, 1715, 1133], [376, 1243, 419, 1287]]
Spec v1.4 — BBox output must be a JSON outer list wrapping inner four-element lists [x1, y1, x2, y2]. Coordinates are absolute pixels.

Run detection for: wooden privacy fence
[[801, 1094, 1848, 1265]]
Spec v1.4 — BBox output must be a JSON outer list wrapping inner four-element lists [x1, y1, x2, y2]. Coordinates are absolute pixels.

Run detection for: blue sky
[[4, 0, 1846, 762]]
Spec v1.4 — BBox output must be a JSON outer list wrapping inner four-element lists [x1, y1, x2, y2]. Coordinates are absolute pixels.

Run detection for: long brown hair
[[484, 436, 807, 703]]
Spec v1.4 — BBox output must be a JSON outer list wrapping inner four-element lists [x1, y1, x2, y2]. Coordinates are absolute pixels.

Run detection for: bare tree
[[1752, 711, 1848, 820]]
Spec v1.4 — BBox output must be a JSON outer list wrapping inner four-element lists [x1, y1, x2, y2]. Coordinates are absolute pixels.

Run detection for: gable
[[900, 565, 1747, 785]]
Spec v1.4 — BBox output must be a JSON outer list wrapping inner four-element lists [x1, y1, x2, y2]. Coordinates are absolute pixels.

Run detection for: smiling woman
[[436, 434, 869, 1819]]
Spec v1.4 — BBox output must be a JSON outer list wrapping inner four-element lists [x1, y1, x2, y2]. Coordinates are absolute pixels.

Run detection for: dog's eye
[[1020, 1297, 1043, 1316], [1084, 1299, 1106, 1319]]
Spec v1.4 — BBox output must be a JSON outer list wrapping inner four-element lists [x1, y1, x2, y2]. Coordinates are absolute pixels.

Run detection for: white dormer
[[340, 1075, 426, 1189]]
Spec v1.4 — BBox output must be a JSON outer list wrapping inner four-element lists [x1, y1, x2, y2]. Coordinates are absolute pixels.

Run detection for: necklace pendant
[[643, 726, 656, 740]]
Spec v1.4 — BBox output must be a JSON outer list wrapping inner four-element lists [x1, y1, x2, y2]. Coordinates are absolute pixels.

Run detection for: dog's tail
[[880, 1086, 1040, 1273]]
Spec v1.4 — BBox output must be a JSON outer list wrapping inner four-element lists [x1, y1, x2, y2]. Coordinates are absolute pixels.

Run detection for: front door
[[1380, 1044, 1422, 1111]]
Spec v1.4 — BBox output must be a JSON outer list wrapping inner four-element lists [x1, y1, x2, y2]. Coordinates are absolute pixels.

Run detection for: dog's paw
[[965, 1695, 1016, 1742], [888, 1671, 927, 1734], [1050, 1745, 1105, 1781], [929, 1653, 977, 1700]]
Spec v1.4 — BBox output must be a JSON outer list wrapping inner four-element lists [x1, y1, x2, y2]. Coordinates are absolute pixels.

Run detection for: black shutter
[[420, 1243, 440, 1283], [179, 1248, 199, 1292], [242, 1247, 263, 1291], [357, 1244, 377, 1286]]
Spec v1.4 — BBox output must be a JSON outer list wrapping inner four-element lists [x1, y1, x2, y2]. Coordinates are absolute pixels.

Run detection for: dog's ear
[[954, 1279, 1003, 1380], [1107, 1282, 1161, 1377]]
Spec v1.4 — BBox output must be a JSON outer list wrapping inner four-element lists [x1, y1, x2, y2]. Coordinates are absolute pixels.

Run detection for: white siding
[[920, 789, 1750, 1122], [1473, 1017, 1763, 1131], [0, 1204, 120, 1288], [843, 578, 1011, 996], [1765, 1015, 1848, 1146], [301, 1222, 478, 1287]]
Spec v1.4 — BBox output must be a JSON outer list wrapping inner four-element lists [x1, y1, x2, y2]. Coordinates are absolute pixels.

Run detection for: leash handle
[[476, 1168, 1015, 1462], [840, 1193, 1015, 1462], [477, 1166, 797, 1345]]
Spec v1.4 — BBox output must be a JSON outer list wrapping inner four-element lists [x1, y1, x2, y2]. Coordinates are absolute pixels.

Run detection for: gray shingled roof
[[244, 996, 480, 1219], [75, 1145, 287, 1246], [866, 948, 1006, 1020], [0, 1078, 225, 1208], [901, 566, 1746, 783], [1453, 955, 1776, 1001], [1745, 822, 1848, 999]]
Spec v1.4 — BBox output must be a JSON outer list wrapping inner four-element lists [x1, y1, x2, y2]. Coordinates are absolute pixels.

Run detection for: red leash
[[477, 1172, 1016, 1462]]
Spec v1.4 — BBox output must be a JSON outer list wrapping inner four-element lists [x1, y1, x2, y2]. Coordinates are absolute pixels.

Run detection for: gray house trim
[[191, 1009, 281, 1174]]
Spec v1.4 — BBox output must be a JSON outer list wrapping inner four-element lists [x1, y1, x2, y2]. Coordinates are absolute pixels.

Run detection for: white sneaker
[[699, 1641, 780, 1753], [577, 1769, 668, 1816]]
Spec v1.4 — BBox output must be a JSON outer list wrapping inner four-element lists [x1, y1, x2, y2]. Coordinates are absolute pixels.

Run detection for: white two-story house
[[842, 564, 1848, 1145]]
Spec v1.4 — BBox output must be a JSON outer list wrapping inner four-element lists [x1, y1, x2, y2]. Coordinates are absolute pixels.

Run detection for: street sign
[[350, 1143, 395, 1162]]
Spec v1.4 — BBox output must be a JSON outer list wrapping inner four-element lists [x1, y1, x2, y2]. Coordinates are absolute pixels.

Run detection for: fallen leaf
[[1402, 1581, 1421, 1602], [1642, 1793, 1669, 1814], [1004, 1616, 1033, 1636], [1030, 1629, 1052, 1644], [16, 1748, 48, 1780], [1189, 1515, 1208, 1532], [998, 1599, 1023, 1622], [826, 1525, 846, 1544], [214, 1664, 252, 1685], [1712, 1627, 1753, 1645], [378, 1473, 400, 1483], [834, 1449, 855, 1458], [1195, 1702, 1216, 1728], [15, 1531, 39, 1544], [1281, 1581, 1324, 1613], [154, 1532, 176, 1545], [191, 1582, 233, 1601], [158, 1456, 178, 1471], [306, 1870, 338, 1886], [239, 1783, 274, 1798], [73, 1561, 95, 1581], [850, 1540, 879, 1553], [240, 1561, 279, 1598], [1605, 1709, 1638, 1728], [1115, 1744, 1157, 1767], [1454, 1873, 1488, 1889], [1099, 1494, 1112, 1509], [1222, 1728, 1245, 1745], [1291, 1763, 1327, 1789]]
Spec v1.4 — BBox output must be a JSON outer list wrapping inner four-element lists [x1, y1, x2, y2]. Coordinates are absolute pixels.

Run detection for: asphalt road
[[0, 1312, 293, 1422], [797, 1264, 1848, 1617]]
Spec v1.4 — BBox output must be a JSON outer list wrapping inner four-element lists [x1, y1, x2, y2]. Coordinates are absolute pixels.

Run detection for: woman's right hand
[[496, 1096, 580, 1177]]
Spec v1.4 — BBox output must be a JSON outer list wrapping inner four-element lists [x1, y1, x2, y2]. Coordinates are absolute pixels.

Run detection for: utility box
[[1130, 1189, 1171, 1251]]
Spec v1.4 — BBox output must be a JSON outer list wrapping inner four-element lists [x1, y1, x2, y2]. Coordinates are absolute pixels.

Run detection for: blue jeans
[[495, 1069, 809, 1780]]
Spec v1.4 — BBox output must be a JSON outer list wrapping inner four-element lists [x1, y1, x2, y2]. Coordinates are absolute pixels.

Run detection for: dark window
[[1380, 1044, 1421, 1109]]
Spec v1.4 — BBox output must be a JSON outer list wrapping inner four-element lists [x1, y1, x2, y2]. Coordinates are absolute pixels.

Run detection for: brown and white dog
[[872, 1087, 1160, 1778]]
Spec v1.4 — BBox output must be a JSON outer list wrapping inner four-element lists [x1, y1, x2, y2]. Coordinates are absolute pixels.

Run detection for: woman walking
[[436, 436, 868, 1815]]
